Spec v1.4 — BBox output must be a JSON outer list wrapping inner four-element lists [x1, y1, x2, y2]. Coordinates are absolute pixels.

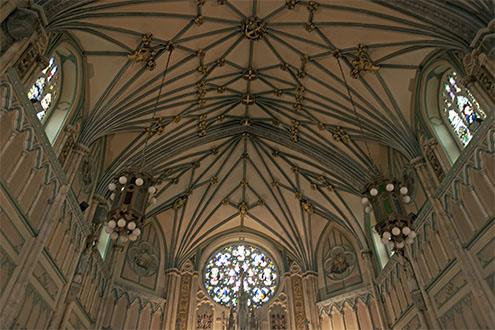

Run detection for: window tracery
[[441, 71, 486, 146], [204, 244, 278, 309], [27, 56, 59, 121]]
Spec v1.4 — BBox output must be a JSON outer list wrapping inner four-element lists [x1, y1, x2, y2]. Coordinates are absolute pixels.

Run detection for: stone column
[[410, 157, 438, 199], [289, 272, 308, 330], [163, 269, 181, 330], [360, 250, 389, 330], [399, 253, 441, 329], [48, 243, 95, 329], [93, 243, 124, 330], [187, 271, 200, 330], [0, 183, 69, 327], [302, 272, 320, 330]]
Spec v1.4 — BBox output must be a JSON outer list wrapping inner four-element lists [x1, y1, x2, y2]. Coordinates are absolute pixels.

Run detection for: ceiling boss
[[241, 16, 266, 41]]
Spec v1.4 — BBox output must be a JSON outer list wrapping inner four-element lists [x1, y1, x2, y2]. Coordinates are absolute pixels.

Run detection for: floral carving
[[323, 245, 356, 280], [127, 241, 159, 277]]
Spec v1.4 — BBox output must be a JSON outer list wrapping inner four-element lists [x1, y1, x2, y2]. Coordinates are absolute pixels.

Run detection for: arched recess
[[119, 220, 165, 293], [414, 51, 489, 165], [25, 33, 85, 144], [316, 225, 365, 299]]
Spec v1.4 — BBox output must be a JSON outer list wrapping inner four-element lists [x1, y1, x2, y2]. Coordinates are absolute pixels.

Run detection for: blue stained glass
[[27, 56, 59, 122], [442, 71, 485, 147], [204, 244, 278, 309]]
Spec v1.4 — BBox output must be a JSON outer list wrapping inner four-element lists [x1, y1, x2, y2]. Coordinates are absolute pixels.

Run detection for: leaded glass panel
[[204, 244, 278, 309], [27, 56, 59, 121], [441, 71, 485, 146]]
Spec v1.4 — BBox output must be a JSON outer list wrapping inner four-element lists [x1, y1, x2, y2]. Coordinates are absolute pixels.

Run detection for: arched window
[[203, 244, 279, 309], [440, 70, 486, 147], [27, 56, 60, 121]]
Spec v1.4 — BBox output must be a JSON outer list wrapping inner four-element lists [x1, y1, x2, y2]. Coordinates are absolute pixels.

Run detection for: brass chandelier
[[104, 41, 173, 243], [361, 179, 416, 249], [334, 48, 416, 250]]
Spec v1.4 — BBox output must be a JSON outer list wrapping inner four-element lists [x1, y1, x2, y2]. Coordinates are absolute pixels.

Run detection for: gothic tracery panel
[[319, 227, 362, 296], [203, 244, 279, 309], [441, 71, 486, 146], [27, 56, 59, 121]]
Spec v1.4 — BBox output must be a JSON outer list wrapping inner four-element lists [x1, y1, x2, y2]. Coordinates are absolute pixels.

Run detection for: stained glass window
[[27, 56, 59, 121], [204, 244, 278, 309], [441, 71, 486, 146]]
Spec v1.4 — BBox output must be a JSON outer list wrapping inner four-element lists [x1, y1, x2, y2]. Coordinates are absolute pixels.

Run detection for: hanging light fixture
[[362, 178, 416, 249], [333, 48, 416, 250], [104, 42, 174, 243], [105, 170, 158, 242]]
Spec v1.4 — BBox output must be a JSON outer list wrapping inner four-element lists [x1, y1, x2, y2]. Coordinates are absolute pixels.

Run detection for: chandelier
[[333, 47, 416, 251], [104, 40, 173, 243], [104, 169, 158, 242], [361, 178, 416, 250]]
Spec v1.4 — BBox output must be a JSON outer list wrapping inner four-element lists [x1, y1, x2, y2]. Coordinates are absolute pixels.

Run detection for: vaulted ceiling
[[40, 0, 489, 269]]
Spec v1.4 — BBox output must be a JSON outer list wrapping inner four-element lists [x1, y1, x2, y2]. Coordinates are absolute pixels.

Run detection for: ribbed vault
[[37, 0, 491, 269]]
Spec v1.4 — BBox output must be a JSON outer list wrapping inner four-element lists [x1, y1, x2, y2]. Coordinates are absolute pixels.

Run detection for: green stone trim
[[425, 257, 457, 292], [5, 68, 92, 238], [433, 114, 494, 199], [0, 207, 26, 255], [75, 297, 96, 324], [0, 178, 37, 236], [463, 216, 495, 250], [32, 261, 59, 300], [0, 245, 16, 297], [389, 303, 415, 329], [6, 68, 68, 185], [42, 248, 68, 284], [486, 273, 495, 294]]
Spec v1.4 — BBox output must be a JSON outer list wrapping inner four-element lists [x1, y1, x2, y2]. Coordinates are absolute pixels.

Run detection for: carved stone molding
[[290, 275, 306, 330], [462, 49, 495, 99], [176, 273, 193, 330], [323, 245, 356, 281]]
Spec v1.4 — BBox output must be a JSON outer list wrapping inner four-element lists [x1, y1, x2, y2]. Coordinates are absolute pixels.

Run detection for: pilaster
[[360, 249, 389, 330], [398, 253, 441, 329], [163, 268, 182, 329], [302, 272, 320, 330], [93, 243, 124, 330]]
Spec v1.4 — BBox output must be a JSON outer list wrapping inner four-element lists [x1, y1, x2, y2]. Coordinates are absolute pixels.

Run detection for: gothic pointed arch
[[415, 51, 490, 165]]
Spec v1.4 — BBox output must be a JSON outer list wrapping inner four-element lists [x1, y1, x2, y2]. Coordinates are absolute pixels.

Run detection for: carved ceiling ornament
[[127, 33, 157, 71], [323, 245, 356, 281], [42, 0, 488, 281], [242, 16, 266, 41], [350, 43, 380, 79], [127, 240, 159, 277]]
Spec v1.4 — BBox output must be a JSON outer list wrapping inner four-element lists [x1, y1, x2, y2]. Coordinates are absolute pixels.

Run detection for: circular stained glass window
[[204, 244, 278, 309]]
